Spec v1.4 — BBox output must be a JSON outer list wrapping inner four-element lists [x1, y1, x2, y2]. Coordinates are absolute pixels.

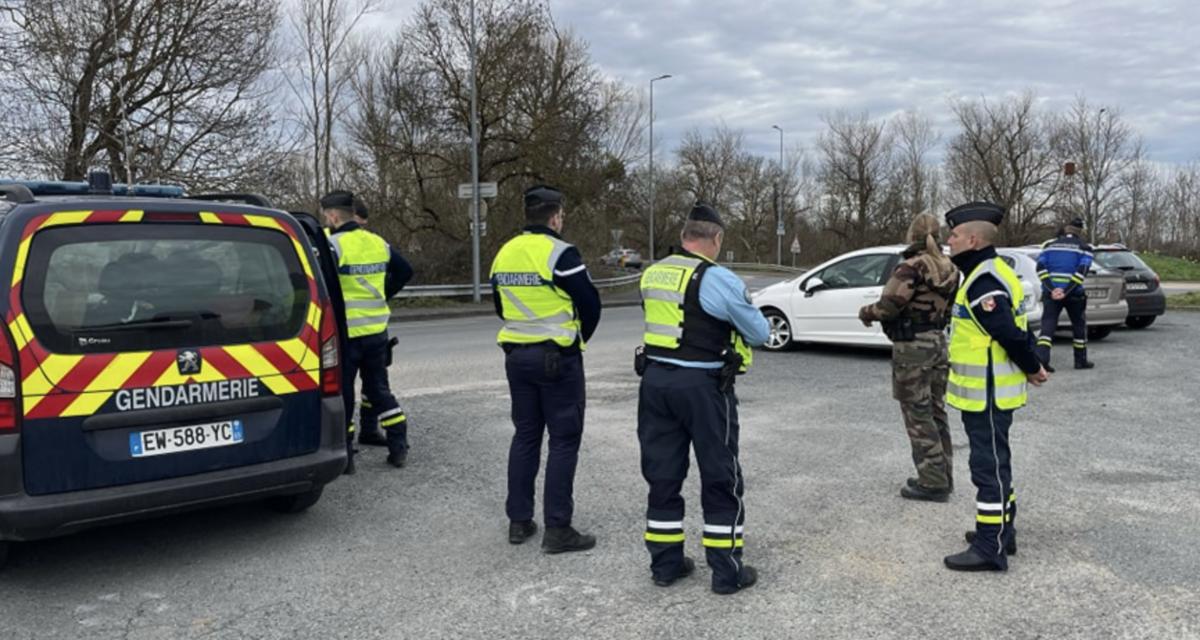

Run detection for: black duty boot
[[1043, 362, 1056, 373], [1075, 361, 1095, 370], [386, 449, 407, 468], [712, 565, 759, 595], [509, 520, 537, 545], [653, 557, 696, 587], [343, 454, 357, 476], [907, 476, 954, 492], [542, 526, 596, 554], [964, 530, 1017, 555], [358, 429, 388, 446], [944, 548, 1006, 572], [900, 484, 951, 503]]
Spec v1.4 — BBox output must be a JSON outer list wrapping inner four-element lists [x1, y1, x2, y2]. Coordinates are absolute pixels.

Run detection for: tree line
[[1, 0, 1197, 281]]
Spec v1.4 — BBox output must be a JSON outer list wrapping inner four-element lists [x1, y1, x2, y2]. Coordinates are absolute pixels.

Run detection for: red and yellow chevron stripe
[[6, 209, 325, 419]]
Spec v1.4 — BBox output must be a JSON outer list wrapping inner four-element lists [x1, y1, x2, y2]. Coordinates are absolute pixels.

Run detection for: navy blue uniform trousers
[[962, 381, 1018, 570], [504, 344, 585, 528], [1037, 292, 1088, 367], [342, 332, 407, 456], [638, 362, 746, 592]]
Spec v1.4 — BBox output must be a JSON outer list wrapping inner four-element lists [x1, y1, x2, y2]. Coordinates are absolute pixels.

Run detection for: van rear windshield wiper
[[83, 317, 195, 332]]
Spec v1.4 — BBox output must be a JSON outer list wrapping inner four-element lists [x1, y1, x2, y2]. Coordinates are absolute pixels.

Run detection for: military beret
[[945, 202, 1004, 228], [319, 190, 355, 211], [354, 197, 368, 220], [524, 185, 563, 210], [688, 202, 725, 228]]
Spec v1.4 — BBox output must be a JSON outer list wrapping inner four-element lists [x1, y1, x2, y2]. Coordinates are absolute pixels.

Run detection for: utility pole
[[648, 74, 671, 262], [772, 125, 784, 265], [468, 0, 482, 302]]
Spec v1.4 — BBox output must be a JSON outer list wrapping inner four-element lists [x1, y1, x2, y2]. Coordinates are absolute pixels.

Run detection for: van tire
[[267, 486, 324, 514]]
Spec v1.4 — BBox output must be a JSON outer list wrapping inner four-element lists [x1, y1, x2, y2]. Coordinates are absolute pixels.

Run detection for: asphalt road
[[2, 309, 1198, 639]]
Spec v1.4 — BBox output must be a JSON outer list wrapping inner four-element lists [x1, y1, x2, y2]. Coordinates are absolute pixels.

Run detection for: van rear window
[[21, 223, 311, 354]]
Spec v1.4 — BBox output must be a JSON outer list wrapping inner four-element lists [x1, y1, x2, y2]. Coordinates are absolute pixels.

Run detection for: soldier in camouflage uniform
[[859, 213, 960, 502]]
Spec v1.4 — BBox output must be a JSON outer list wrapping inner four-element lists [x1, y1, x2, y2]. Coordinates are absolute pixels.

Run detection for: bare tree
[[815, 110, 895, 247], [891, 109, 941, 219], [285, 0, 378, 202], [0, 0, 281, 186], [945, 92, 1063, 243], [1055, 97, 1141, 235]]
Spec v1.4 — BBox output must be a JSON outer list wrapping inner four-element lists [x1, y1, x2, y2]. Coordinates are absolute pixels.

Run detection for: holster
[[882, 318, 916, 342], [718, 349, 743, 393], [634, 345, 647, 377], [385, 336, 399, 366]]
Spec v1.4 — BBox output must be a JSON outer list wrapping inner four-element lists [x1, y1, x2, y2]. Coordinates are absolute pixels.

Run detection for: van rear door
[[7, 208, 330, 495]]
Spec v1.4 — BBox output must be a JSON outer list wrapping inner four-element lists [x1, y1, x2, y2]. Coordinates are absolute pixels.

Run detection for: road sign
[[776, 221, 785, 236], [725, 251, 734, 262], [790, 239, 801, 254], [458, 182, 498, 199]]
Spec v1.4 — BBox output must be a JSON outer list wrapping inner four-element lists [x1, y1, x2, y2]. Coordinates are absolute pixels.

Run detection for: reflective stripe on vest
[[640, 254, 754, 372], [946, 257, 1029, 412], [490, 232, 582, 349], [330, 229, 392, 338]]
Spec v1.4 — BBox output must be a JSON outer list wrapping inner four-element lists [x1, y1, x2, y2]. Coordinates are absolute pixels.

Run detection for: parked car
[[1090, 244, 1166, 329], [600, 248, 643, 269], [0, 177, 347, 568], [1010, 246, 1128, 340], [752, 245, 1042, 351]]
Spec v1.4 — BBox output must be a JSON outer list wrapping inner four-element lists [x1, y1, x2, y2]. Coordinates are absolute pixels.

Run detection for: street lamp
[[467, 0, 482, 302], [772, 124, 784, 265], [648, 74, 672, 262]]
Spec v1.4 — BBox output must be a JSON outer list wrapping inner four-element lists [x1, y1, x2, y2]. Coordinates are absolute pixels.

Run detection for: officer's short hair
[[958, 220, 997, 245], [681, 220, 722, 242]]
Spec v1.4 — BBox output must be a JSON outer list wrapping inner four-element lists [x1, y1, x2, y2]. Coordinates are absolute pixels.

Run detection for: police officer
[[636, 203, 770, 595], [320, 190, 413, 474], [858, 213, 959, 502], [1036, 217, 1095, 371], [942, 202, 1049, 572], [349, 198, 408, 449], [490, 185, 601, 553]]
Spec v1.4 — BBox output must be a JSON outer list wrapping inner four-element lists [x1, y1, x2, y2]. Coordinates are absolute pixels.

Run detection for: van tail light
[[0, 325, 20, 431], [319, 302, 341, 397]]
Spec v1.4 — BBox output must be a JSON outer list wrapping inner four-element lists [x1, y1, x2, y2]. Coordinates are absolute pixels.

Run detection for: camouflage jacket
[[860, 243, 959, 325]]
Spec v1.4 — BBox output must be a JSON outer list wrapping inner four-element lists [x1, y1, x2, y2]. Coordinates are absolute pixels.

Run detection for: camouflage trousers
[[891, 330, 953, 490]]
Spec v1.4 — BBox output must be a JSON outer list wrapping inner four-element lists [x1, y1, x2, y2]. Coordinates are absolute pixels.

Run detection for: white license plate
[[1127, 282, 1149, 291], [129, 420, 244, 458], [1086, 288, 1108, 299]]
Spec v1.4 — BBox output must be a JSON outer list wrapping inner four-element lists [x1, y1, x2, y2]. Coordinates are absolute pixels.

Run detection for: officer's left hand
[[1051, 288, 1066, 301], [857, 306, 873, 327]]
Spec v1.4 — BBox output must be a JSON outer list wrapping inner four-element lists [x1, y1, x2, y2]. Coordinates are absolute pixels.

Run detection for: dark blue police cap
[[524, 185, 563, 211], [1069, 216, 1084, 229], [320, 190, 355, 211], [688, 202, 724, 228], [945, 202, 1004, 228]]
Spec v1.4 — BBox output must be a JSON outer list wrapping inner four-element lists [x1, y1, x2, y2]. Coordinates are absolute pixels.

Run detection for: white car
[[751, 245, 1043, 351]]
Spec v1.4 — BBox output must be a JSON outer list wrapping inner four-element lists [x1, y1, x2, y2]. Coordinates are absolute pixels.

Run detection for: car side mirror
[[803, 277, 826, 296]]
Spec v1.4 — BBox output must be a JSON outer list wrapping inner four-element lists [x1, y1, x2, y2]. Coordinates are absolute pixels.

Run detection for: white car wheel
[[763, 311, 794, 351]]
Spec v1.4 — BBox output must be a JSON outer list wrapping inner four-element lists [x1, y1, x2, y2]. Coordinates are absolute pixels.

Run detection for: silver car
[[1010, 246, 1128, 340]]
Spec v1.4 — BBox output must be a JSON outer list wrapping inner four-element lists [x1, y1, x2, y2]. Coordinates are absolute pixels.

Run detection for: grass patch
[[390, 296, 479, 309], [1166, 291, 1200, 310], [1139, 253, 1200, 282]]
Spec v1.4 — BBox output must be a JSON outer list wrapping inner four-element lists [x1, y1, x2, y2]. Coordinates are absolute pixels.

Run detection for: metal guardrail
[[397, 272, 642, 298], [723, 262, 807, 274]]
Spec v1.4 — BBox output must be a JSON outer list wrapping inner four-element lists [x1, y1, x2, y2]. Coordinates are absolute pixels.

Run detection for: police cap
[[524, 185, 563, 212], [354, 197, 368, 220], [945, 201, 1004, 229], [1069, 216, 1084, 229], [688, 202, 725, 228], [320, 190, 355, 212]]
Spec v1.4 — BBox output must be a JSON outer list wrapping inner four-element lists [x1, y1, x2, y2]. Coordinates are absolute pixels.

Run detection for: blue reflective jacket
[[1037, 234, 1093, 296]]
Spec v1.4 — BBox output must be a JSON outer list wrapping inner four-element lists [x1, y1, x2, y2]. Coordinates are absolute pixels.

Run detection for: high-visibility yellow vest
[[490, 232, 582, 349], [640, 253, 752, 372], [329, 228, 392, 338], [947, 257, 1029, 412]]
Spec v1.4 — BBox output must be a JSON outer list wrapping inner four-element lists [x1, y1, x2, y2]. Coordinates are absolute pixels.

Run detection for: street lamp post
[[648, 74, 671, 262], [772, 124, 784, 265], [467, 0, 481, 302]]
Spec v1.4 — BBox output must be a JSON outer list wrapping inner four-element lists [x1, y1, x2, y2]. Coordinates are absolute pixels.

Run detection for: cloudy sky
[[383, 0, 1200, 164]]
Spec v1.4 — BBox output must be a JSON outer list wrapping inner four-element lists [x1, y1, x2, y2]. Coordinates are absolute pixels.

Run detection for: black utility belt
[[501, 342, 578, 355], [909, 323, 947, 333]]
